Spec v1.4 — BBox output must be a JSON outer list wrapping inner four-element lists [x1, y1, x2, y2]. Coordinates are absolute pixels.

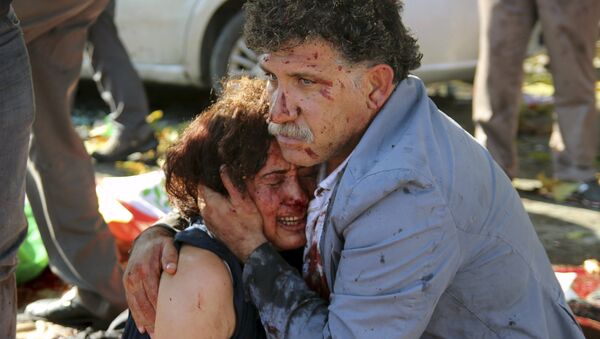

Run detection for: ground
[[15, 55, 600, 337]]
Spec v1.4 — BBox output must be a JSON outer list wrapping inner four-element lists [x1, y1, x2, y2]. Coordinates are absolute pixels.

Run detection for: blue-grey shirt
[[242, 76, 584, 338]]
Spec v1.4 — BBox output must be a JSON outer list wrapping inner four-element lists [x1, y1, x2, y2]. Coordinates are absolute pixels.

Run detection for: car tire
[[209, 12, 260, 90]]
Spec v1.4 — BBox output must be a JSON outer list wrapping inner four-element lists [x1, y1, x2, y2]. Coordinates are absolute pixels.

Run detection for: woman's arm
[[123, 216, 181, 334], [155, 245, 236, 339]]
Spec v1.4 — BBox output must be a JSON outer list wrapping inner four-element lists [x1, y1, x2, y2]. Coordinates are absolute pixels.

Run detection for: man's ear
[[365, 64, 395, 110]]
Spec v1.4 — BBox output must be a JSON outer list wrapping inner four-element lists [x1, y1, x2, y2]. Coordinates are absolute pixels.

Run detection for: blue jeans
[[0, 7, 35, 339]]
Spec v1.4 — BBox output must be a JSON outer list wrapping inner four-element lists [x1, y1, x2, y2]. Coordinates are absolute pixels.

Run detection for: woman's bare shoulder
[[177, 245, 233, 280], [155, 244, 236, 338]]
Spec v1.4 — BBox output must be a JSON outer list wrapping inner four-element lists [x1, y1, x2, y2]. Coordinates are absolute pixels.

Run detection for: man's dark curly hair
[[243, 0, 422, 83], [164, 77, 272, 219]]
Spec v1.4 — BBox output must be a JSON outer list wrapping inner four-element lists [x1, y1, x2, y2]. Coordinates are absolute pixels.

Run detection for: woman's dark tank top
[[122, 220, 268, 338]]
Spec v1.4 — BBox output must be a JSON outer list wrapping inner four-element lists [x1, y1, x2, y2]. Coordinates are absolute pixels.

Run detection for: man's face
[[262, 40, 375, 169]]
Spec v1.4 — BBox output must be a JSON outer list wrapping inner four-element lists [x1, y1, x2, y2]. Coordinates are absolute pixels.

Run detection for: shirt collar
[[314, 155, 351, 197]]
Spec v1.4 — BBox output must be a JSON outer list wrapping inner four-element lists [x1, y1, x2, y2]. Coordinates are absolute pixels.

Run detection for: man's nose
[[270, 90, 298, 124]]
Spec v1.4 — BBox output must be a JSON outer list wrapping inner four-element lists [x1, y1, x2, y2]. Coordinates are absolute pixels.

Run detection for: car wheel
[[209, 12, 261, 89]]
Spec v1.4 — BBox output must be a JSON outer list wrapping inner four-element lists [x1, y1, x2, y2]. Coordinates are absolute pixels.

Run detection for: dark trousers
[[0, 7, 35, 339], [88, 0, 149, 130], [13, 0, 127, 319], [473, 0, 600, 181]]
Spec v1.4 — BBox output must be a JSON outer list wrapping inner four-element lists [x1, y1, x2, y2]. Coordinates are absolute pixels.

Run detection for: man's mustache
[[268, 122, 314, 143]]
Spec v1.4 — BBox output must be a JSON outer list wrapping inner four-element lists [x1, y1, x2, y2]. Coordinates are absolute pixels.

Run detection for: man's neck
[[326, 157, 346, 175], [323, 91, 394, 175], [325, 127, 366, 175]]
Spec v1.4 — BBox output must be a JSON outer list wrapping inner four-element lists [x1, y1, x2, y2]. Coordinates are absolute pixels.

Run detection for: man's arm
[[206, 175, 461, 338], [122, 212, 182, 334], [242, 243, 329, 337]]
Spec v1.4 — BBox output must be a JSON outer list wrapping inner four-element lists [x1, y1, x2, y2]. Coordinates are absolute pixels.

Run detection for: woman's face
[[245, 142, 315, 250]]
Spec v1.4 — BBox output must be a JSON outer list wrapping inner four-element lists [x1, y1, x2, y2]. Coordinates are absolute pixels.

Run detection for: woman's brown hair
[[164, 77, 271, 219]]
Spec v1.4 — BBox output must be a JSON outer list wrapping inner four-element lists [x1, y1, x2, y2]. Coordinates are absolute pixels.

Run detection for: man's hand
[[123, 226, 178, 335], [199, 166, 268, 261]]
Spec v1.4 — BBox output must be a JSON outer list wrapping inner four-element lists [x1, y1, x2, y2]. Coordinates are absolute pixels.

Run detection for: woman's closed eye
[[263, 174, 286, 187]]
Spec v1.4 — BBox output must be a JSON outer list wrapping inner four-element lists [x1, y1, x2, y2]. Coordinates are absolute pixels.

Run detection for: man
[[88, 0, 158, 163], [13, 0, 127, 329], [125, 0, 584, 337], [473, 0, 600, 207], [0, 3, 35, 338]]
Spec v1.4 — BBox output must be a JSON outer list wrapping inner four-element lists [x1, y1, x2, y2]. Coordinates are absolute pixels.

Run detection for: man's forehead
[[260, 40, 343, 64]]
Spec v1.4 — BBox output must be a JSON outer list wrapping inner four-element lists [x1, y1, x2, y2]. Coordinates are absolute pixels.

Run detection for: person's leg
[[14, 0, 127, 322], [87, 0, 157, 162], [88, 0, 149, 129], [473, 0, 537, 178], [0, 275, 18, 339], [538, 0, 600, 182], [0, 7, 35, 338]]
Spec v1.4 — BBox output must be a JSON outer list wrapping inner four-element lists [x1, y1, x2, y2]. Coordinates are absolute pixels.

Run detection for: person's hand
[[199, 166, 268, 261], [123, 226, 178, 335]]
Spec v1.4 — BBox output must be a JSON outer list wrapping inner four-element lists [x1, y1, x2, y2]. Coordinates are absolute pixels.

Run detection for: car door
[[115, 0, 196, 66], [403, 0, 479, 82]]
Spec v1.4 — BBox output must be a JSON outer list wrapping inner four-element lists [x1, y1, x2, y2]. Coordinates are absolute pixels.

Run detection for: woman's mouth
[[277, 215, 306, 231]]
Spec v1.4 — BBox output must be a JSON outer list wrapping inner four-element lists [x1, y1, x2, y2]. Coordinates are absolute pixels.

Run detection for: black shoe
[[568, 179, 600, 209], [24, 289, 112, 330], [92, 122, 158, 163]]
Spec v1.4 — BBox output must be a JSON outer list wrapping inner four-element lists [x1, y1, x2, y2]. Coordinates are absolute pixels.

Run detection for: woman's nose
[[284, 178, 309, 206]]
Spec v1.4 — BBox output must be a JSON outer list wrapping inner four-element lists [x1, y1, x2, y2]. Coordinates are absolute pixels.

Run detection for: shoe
[[568, 179, 600, 209], [24, 288, 113, 330], [91, 122, 158, 163]]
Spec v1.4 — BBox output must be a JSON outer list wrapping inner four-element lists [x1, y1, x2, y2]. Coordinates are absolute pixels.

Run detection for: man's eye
[[299, 78, 314, 85]]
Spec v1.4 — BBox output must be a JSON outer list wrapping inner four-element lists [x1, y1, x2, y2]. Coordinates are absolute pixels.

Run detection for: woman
[[123, 77, 315, 338]]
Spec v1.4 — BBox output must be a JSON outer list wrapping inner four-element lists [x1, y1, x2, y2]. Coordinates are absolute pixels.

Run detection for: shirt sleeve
[[242, 185, 462, 338]]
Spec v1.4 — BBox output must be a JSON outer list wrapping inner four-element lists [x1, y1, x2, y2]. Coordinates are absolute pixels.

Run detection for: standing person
[[13, 0, 127, 329], [473, 0, 600, 207], [87, 0, 158, 163], [0, 3, 35, 338], [124, 0, 584, 337]]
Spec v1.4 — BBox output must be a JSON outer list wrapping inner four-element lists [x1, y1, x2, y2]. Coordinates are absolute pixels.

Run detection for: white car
[[98, 0, 539, 88]]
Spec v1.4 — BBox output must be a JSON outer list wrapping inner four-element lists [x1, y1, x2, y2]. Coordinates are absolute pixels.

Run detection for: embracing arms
[[241, 186, 461, 338], [122, 167, 267, 335], [124, 172, 462, 338], [206, 176, 462, 338]]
